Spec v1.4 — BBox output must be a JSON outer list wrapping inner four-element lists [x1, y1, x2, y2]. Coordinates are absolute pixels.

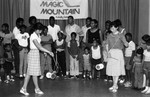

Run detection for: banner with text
[[30, 0, 88, 20]]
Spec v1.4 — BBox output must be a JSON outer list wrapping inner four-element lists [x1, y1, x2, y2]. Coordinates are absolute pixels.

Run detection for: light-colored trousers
[[70, 55, 79, 76], [19, 48, 28, 75]]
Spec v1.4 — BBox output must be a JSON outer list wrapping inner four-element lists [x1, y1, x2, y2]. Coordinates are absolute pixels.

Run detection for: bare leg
[[32, 76, 40, 89], [22, 75, 31, 89]]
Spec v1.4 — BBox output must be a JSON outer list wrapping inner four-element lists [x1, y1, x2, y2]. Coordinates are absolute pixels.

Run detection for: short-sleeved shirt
[[83, 54, 90, 66], [125, 41, 135, 57], [106, 33, 127, 50], [65, 24, 82, 43], [41, 34, 52, 52], [47, 24, 60, 41], [16, 32, 29, 47], [30, 32, 41, 49], [81, 25, 91, 42], [144, 50, 150, 61], [68, 40, 79, 55], [2, 32, 14, 44], [13, 27, 20, 39]]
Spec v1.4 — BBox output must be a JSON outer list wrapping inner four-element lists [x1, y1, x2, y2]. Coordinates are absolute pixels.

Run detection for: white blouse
[[30, 32, 41, 49]]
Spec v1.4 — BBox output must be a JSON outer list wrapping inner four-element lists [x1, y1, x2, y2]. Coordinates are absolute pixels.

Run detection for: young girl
[[82, 47, 92, 79], [132, 47, 144, 89], [55, 31, 66, 77], [106, 20, 128, 93], [141, 38, 150, 94], [91, 39, 103, 79], [16, 25, 29, 77], [3, 44, 14, 83], [20, 22, 54, 96]]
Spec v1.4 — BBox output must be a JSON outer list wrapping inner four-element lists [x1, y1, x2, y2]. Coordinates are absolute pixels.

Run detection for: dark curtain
[[0, 0, 139, 43]]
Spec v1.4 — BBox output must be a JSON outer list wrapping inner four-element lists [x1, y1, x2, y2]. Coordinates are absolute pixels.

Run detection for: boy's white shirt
[[125, 41, 135, 57], [16, 32, 29, 47], [144, 49, 150, 61]]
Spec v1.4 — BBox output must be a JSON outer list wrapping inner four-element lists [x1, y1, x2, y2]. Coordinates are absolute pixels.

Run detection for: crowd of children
[[0, 16, 150, 95]]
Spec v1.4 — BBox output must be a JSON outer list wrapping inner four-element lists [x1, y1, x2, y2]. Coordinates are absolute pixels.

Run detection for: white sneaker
[[141, 86, 149, 93], [35, 89, 44, 95], [20, 88, 29, 96], [119, 79, 125, 84], [145, 88, 150, 94], [0, 77, 2, 82], [39, 75, 44, 79]]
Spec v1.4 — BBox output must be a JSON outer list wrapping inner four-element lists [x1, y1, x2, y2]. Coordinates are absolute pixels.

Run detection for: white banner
[[30, 0, 88, 20]]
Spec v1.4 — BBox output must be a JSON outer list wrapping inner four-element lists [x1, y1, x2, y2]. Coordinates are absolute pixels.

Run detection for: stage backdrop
[[30, 0, 88, 20]]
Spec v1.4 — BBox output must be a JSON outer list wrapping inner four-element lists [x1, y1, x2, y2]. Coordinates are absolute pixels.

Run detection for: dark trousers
[[12, 40, 20, 75], [57, 51, 66, 76], [3, 61, 13, 75], [91, 58, 102, 78]]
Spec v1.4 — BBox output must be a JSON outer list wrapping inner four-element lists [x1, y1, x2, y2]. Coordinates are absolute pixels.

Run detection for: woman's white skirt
[[106, 49, 125, 76], [27, 49, 41, 76]]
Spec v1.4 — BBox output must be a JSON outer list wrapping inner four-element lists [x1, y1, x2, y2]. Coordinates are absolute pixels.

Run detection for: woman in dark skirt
[[20, 22, 54, 96]]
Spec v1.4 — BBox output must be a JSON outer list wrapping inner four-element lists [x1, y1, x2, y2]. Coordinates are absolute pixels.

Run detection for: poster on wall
[[30, 0, 88, 20]]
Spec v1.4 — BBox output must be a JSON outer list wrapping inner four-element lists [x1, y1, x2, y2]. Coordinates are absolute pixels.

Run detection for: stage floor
[[0, 77, 149, 97]]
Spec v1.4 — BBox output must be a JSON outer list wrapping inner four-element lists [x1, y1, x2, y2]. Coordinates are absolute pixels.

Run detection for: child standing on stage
[[20, 23, 54, 96], [16, 25, 29, 77], [124, 33, 136, 87], [132, 47, 144, 89], [40, 26, 53, 79], [3, 44, 14, 83], [82, 47, 92, 79], [55, 31, 66, 77], [68, 32, 80, 78], [91, 39, 103, 79], [141, 38, 150, 94]]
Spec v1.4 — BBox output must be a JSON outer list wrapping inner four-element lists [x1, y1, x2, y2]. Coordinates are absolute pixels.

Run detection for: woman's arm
[[120, 34, 128, 47], [33, 39, 54, 57]]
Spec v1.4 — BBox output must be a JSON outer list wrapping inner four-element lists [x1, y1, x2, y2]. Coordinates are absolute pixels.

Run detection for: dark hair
[[16, 18, 24, 25], [19, 24, 27, 30], [2, 23, 9, 28], [43, 26, 48, 30], [125, 33, 132, 39], [146, 38, 150, 46], [84, 47, 90, 51], [49, 16, 55, 21], [91, 19, 98, 27], [68, 16, 74, 20], [71, 32, 77, 37], [105, 20, 111, 24], [57, 31, 63, 36], [115, 19, 122, 26], [29, 16, 37, 24], [142, 34, 150, 42], [110, 20, 119, 28], [34, 22, 43, 30], [86, 17, 92, 21], [136, 47, 144, 62]]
